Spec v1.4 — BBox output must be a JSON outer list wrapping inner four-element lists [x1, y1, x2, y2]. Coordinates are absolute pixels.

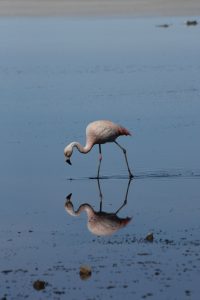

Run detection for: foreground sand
[[0, 0, 200, 17]]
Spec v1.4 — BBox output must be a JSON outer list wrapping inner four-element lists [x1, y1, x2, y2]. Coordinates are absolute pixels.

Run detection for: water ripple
[[66, 169, 200, 181]]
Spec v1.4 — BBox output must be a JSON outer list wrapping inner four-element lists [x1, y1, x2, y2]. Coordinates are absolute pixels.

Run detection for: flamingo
[[64, 120, 133, 178], [65, 179, 132, 236], [65, 196, 131, 236]]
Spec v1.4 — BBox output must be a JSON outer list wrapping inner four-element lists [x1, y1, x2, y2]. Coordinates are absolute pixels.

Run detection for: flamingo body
[[64, 120, 133, 178], [85, 120, 131, 146]]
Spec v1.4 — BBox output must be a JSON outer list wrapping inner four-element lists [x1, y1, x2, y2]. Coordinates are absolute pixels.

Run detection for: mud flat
[[0, 0, 200, 17]]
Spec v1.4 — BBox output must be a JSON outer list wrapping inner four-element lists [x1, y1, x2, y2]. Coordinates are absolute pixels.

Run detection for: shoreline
[[0, 0, 200, 18]]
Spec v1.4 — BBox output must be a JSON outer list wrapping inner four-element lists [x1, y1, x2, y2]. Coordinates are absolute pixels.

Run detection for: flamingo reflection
[[65, 179, 132, 236]]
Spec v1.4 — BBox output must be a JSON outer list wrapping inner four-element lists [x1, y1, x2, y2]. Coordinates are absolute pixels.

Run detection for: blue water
[[0, 17, 200, 299]]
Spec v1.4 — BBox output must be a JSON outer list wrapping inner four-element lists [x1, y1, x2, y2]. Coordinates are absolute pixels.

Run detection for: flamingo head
[[66, 158, 72, 165], [64, 144, 73, 165], [65, 193, 76, 216]]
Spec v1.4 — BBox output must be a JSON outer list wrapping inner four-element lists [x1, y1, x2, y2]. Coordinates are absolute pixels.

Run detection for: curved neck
[[66, 203, 93, 217], [75, 204, 94, 217], [71, 141, 93, 154]]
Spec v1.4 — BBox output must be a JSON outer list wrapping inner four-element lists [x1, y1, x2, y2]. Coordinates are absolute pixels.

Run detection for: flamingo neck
[[70, 141, 93, 154], [66, 203, 94, 217], [76, 204, 94, 217]]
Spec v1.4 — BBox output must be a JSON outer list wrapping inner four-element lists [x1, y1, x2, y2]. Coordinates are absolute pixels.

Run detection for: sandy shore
[[0, 0, 200, 17]]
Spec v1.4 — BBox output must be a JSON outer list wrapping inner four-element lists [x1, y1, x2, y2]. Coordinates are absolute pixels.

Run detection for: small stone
[[79, 265, 92, 280], [186, 20, 198, 26], [145, 233, 154, 242], [33, 280, 47, 291]]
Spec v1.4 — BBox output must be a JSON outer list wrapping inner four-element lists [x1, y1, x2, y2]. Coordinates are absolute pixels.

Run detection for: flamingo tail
[[118, 126, 132, 136]]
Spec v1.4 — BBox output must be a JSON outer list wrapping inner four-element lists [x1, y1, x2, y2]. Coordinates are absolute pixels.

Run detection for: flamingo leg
[[115, 179, 132, 214], [114, 141, 134, 178], [97, 144, 102, 178], [97, 178, 103, 211]]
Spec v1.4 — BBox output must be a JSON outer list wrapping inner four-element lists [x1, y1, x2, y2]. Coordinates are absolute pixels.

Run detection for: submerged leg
[[97, 144, 102, 178], [114, 141, 134, 178]]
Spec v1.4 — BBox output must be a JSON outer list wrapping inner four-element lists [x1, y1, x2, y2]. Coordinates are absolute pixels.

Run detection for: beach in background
[[0, 0, 200, 17]]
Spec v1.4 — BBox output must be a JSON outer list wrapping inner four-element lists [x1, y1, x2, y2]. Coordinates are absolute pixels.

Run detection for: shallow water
[[0, 17, 200, 299]]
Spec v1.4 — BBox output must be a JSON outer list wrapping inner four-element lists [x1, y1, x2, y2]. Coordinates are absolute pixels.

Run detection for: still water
[[0, 17, 200, 299]]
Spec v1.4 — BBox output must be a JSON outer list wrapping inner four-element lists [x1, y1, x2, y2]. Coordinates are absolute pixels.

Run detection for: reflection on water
[[65, 179, 132, 236]]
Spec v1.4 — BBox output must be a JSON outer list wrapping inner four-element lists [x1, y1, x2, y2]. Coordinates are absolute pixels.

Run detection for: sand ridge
[[0, 0, 200, 17]]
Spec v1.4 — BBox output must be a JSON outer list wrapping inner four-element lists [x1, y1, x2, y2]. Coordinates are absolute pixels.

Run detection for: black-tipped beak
[[66, 158, 72, 165], [66, 193, 72, 201]]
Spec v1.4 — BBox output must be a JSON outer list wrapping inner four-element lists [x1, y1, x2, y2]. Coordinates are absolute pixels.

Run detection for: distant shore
[[0, 0, 200, 17]]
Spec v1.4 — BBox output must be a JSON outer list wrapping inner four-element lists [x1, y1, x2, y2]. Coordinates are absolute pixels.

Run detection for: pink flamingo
[[65, 178, 132, 236], [64, 120, 133, 178]]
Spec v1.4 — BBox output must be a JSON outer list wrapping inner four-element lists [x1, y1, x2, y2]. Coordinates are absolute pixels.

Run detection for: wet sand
[[0, 0, 200, 17]]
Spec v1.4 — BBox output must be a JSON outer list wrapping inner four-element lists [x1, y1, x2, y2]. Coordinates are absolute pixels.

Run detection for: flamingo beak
[[66, 193, 72, 201], [66, 158, 72, 165]]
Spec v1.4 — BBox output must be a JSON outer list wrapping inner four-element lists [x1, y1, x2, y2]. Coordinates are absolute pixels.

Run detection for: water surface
[[0, 17, 200, 299]]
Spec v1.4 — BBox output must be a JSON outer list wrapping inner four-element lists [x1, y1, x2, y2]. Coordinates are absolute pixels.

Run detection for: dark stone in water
[[145, 233, 154, 242], [79, 265, 92, 280], [33, 280, 47, 291], [186, 20, 198, 26]]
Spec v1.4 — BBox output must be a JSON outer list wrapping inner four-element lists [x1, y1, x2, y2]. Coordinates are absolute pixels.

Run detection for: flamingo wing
[[86, 120, 131, 145]]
